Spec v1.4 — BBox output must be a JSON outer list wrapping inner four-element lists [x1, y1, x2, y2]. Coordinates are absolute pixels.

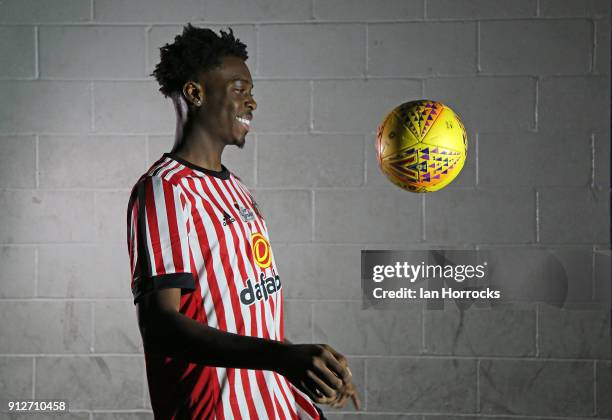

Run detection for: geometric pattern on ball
[[376, 99, 468, 193], [401, 100, 443, 141], [386, 144, 462, 190]]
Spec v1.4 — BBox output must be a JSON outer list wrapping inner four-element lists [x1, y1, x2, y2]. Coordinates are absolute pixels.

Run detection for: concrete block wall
[[0, 0, 610, 418]]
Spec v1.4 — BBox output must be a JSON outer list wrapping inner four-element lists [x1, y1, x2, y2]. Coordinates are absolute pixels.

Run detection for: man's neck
[[173, 123, 225, 172]]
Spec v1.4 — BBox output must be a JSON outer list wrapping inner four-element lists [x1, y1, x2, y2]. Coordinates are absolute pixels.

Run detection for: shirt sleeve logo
[[251, 232, 272, 269], [248, 193, 264, 219]]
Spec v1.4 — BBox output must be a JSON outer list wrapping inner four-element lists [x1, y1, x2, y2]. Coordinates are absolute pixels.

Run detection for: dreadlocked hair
[[151, 24, 248, 97]]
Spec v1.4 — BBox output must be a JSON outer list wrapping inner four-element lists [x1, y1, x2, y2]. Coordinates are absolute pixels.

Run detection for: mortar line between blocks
[[476, 358, 480, 413], [0, 353, 144, 357], [590, 19, 596, 74], [536, 0, 541, 17], [535, 303, 540, 357], [475, 133, 479, 186], [144, 26, 151, 78], [93, 191, 98, 242], [310, 302, 314, 343], [534, 77, 539, 131], [364, 24, 369, 77], [90, 302, 95, 353], [90, 0, 94, 20], [311, 190, 315, 242], [362, 134, 367, 186], [1, 187, 132, 193], [423, 0, 427, 19], [253, 133, 258, 186], [476, 21, 481, 73], [421, 195, 426, 241], [421, 303, 426, 353], [255, 25, 260, 77], [591, 133, 596, 188], [593, 360, 597, 415], [34, 247, 39, 296], [145, 134, 150, 167], [535, 190, 540, 243], [4, 74, 567, 82], [35, 134, 40, 189], [591, 245, 597, 300], [34, 26, 39, 79], [4, 17, 603, 26], [90, 82, 95, 132], [0, 298, 135, 304], [364, 358, 368, 410], [32, 357, 36, 398], [309, 80, 314, 132]]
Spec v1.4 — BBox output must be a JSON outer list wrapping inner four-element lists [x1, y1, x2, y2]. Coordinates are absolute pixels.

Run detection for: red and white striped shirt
[[127, 153, 320, 420]]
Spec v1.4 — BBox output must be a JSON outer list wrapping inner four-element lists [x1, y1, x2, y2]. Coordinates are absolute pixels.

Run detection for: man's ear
[[182, 81, 204, 107]]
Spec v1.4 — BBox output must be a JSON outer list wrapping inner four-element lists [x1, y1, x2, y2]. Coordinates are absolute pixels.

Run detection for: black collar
[[163, 153, 230, 180]]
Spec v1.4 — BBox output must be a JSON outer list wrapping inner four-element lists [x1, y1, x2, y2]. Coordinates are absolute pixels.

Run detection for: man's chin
[[234, 137, 246, 149]]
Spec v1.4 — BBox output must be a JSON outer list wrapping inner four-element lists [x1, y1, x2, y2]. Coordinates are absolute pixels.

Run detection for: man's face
[[196, 56, 256, 149]]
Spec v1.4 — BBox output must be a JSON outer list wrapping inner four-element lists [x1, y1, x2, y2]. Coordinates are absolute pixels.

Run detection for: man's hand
[[321, 344, 361, 410], [329, 380, 361, 410], [276, 343, 351, 405]]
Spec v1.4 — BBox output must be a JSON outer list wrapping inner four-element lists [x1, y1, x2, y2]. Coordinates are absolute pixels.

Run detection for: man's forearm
[[142, 308, 287, 371]]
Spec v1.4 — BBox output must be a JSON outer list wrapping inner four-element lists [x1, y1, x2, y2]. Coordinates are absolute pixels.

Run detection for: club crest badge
[[234, 202, 255, 222]]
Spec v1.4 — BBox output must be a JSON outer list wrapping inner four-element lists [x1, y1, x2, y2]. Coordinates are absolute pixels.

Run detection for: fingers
[[298, 379, 322, 403], [321, 344, 349, 373], [332, 389, 350, 408], [299, 378, 336, 405], [306, 370, 337, 400], [328, 383, 362, 411], [330, 394, 347, 408], [321, 344, 346, 364], [285, 343, 358, 407], [319, 347, 352, 384], [350, 388, 362, 410], [313, 358, 344, 392]]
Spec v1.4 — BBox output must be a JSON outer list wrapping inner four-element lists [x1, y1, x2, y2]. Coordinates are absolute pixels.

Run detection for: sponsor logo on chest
[[239, 273, 282, 306], [239, 232, 281, 306]]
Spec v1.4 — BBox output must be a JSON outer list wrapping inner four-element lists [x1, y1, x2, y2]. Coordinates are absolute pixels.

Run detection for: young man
[[126, 25, 359, 419]]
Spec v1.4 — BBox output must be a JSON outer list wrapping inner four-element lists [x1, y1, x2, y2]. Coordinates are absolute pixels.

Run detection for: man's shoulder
[[228, 171, 253, 191], [128, 159, 191, 202], [137, 157, 193, 188]]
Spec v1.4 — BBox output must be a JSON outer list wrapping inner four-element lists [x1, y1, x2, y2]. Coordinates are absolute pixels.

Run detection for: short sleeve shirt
[[127, 153, 320, 420]]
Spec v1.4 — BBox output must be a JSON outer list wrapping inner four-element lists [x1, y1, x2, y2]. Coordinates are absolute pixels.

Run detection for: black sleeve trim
[[136, 180, 154, 277], [132, 272, 196, 305]]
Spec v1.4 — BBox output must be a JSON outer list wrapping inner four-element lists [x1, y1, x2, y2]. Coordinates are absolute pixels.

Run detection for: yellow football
[[375, 100, 468, 192]]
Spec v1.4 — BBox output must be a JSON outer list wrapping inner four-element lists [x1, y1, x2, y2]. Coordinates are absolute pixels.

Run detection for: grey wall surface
[[0, 0, 610, 419]]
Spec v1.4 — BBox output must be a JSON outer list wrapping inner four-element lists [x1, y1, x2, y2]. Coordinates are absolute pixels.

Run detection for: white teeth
[[236, 116, 251, 126]]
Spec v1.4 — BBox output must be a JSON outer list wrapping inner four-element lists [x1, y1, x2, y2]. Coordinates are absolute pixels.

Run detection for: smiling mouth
[[236, 116, 251, 131]]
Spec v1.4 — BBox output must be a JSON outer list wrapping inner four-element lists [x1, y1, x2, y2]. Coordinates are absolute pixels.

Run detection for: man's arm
[[137, 287, 352, 404]]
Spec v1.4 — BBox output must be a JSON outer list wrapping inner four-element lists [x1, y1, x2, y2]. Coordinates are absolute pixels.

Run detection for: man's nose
[[246, 95, 257, 111]]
